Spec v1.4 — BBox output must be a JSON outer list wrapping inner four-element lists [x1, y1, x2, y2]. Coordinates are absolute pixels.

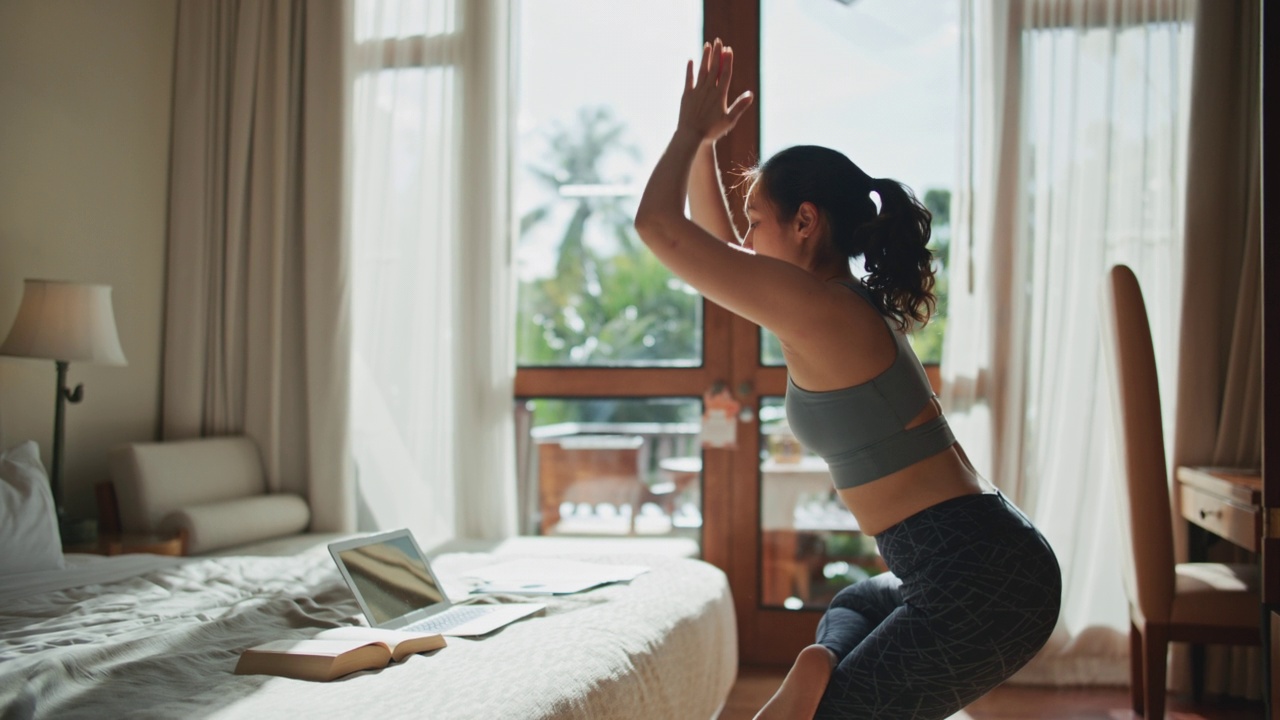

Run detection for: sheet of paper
[[459, 559, 649, 595], [700, 387, 740, 448]]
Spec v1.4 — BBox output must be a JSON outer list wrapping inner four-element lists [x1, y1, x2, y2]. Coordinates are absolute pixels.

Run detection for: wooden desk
[[1176, 466, 1262, 553]]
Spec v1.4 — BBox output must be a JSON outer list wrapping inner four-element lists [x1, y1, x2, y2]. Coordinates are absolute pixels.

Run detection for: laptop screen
[[333, 533, 447, 625]]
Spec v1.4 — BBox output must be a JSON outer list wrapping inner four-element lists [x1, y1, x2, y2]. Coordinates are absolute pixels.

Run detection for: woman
[[634, 40, 1061, 720]]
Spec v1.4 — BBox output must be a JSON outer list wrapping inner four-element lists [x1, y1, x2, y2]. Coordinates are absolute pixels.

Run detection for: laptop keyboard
[[404, 605, 494, 633]]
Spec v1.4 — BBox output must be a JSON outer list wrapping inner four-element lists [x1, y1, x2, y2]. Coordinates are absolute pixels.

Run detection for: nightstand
[[66, 533, 185, 557]]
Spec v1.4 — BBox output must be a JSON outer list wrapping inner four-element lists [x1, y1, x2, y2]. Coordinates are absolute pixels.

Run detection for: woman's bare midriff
[[837, 447, 984, 536], [834, 398, 985, 536], [780, 311, 984, 535]]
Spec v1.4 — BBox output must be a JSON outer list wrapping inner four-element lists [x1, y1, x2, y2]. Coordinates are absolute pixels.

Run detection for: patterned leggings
[[814, 491, 1061, 719]]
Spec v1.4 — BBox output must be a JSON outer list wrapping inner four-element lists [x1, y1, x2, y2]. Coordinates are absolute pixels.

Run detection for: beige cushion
[[161, 494, 310, 555], [110, 437, 267, 534], [1169, 562, 1259, 627]]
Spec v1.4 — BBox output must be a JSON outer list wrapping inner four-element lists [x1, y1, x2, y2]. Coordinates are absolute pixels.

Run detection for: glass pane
[[514, 0, 703, 367], [759, 0, 959, 366], [354, 0, 457, 41], [761, 328, 784, 367], [759, 398, 885, 610], [517, 398, 703, 550]]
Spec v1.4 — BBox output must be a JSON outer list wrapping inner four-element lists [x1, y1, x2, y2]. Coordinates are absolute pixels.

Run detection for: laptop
[[328, 529, 544, 637]]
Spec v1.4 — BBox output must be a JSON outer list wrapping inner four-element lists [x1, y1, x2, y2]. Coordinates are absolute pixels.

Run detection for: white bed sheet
[[0, 544, 737, 719], [0, 554, 182, 604]]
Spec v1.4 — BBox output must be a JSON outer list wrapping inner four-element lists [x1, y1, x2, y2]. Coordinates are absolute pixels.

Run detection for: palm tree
[[521, 106, 641, 290], [517, 106, 698, 369]]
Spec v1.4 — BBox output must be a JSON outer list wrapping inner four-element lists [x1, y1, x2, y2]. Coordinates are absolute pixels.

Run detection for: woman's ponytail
[[856, 178, 937, 331], [747, 147, 938, 330]]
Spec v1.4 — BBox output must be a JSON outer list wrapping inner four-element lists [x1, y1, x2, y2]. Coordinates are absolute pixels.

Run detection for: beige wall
[[0, 0, 176, 522]]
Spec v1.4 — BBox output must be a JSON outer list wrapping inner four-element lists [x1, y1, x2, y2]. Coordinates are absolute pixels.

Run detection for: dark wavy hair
[[746, 145, 937, 331]]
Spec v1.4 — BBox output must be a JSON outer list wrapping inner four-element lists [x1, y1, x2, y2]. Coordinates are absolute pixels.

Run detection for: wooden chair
[[536, 435, 647, 534], [1100, 264, 1260, 718]]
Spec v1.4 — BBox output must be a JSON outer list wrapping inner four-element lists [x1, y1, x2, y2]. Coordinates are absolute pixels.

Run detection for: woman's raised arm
[[635, 40, 834, 338], [688, 141, 740, 244], [634, 40, 751, 251]]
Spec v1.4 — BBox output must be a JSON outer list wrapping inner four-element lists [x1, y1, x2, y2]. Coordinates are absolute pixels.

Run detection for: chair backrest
[[1100, 264, 1175, 623], [109, 436, 267, 534]]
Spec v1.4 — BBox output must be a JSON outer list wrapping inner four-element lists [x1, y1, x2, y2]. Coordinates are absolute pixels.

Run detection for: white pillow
[[0, 440, 65, 574]]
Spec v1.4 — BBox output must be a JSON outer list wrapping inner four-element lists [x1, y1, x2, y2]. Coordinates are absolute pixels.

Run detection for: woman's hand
[[678, 38, 753, 144]]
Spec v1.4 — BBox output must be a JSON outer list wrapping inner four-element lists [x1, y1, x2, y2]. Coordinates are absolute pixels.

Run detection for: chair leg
[[1130, 622, 1145, 716], [1143, 623, 1169, 720], [1190, 643, 1205, 702], [1263, 604, 1273, 720]]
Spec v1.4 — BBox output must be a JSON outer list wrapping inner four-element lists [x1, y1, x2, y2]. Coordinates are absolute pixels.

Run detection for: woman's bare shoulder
[[778, 281, 899, 391]]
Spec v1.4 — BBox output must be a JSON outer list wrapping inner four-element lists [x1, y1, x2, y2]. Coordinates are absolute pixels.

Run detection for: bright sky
[[515, 0, 959, 279]]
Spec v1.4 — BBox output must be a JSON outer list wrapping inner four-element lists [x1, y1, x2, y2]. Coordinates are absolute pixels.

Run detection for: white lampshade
[[0, 279, 127, 365]]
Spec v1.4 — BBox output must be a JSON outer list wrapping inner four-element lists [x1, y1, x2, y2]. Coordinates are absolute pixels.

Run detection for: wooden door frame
[[1261, 1, 1277, 715], [701, 0, 830, 665], [509, 0, 757, 663]]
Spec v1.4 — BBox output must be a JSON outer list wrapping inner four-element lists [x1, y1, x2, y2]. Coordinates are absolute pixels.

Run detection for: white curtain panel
[[348, 0, 516, 548], [164, 0, 354, 532], [947, 0, 1195, 686]]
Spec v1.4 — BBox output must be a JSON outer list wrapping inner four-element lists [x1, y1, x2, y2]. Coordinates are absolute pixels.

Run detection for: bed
[[0, 540, 737, 719], [0, 440, 739, 719]]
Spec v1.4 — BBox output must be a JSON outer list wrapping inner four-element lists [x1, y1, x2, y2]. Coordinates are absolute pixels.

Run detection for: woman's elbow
[[633, 210, 665, 244]]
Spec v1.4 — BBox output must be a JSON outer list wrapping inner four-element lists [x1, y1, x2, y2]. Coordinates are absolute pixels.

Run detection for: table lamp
[[1, 279, 127, 534]]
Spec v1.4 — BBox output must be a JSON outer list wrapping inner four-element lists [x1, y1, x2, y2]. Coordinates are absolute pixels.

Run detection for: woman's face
[[742, 183, 794, 260]]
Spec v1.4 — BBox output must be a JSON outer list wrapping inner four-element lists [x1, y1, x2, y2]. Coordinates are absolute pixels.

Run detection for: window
[[759, 0, 958, 365], [514, 0, 704, 369], [512, 0, 708, 543]]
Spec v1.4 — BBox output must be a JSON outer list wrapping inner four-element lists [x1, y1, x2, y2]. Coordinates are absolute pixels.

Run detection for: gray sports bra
[[784, 280, 956, 490]]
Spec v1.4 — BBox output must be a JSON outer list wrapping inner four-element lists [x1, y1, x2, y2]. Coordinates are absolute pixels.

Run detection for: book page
[[315, 626, 445, 662], [247, 638, 381, 657]]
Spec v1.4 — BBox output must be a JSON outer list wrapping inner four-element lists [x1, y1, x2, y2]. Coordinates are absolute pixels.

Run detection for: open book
[[234, 626, 447, 681]]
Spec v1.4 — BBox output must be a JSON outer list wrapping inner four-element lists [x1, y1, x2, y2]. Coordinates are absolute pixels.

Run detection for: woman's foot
[[753, 644, 837, 720]]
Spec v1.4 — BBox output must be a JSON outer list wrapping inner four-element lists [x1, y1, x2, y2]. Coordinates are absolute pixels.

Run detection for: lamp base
[[60, 517, 98, 546]]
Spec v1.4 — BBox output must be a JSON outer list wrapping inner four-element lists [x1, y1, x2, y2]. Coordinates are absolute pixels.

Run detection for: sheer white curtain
[[348, 0, 516, 550], [946, 0, 1195, 685]]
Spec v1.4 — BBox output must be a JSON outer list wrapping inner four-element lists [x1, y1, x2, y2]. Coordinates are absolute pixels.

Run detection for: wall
[[0, 0, 176, 522]]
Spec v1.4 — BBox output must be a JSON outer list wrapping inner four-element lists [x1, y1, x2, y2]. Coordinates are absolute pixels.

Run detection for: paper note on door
[[701, 388, 740, 448]]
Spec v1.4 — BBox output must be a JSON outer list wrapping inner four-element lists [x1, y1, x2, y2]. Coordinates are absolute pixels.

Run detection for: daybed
[[0, 439, 738, 719]]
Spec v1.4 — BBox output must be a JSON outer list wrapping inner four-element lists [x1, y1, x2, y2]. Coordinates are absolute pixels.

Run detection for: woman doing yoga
[[633, 40, 1061, 720]]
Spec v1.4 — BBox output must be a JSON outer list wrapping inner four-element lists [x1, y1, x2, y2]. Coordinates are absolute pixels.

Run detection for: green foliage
[[519, 248, 700, 367], [909, 188, 950, 365], [923, 187, 951, 229], [516, 106, 953, 420], [516, 107, 700, 425], [530, 397, 699, 428]]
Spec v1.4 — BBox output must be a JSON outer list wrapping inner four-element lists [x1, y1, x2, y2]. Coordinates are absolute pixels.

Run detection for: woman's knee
[[827, 572, 902, 614]]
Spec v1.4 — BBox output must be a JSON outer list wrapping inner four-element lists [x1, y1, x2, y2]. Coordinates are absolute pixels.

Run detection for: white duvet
[[0, 546, 736, 720]]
